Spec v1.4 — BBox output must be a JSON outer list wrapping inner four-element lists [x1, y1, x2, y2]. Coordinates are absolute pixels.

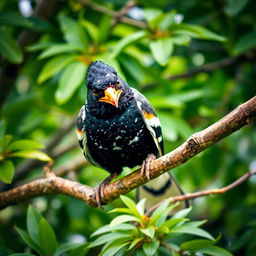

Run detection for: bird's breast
[[85, 104, 157, 172]]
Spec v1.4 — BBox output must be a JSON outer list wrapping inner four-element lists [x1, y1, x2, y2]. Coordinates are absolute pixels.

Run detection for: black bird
[[77, 60, 187, 209]]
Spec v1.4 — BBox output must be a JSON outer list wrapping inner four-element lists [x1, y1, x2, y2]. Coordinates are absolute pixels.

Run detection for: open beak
[[98, 87, 123, 108]]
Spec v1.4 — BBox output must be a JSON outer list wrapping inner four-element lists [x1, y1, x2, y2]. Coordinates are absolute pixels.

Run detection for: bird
[[77, 60, 188, 209]]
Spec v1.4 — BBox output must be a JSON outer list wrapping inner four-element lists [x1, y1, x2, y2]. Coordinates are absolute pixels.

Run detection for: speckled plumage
[[77, 61, 188, 209], [83, 95, 158, 173]]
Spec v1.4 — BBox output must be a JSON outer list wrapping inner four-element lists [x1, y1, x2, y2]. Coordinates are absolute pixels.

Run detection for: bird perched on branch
[[77, 60, 187, 209]]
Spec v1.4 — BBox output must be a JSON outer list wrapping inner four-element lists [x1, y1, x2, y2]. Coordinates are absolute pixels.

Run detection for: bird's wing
[[132, 88, 164, 157], [76, 105, 87, 156], [132, 88, 189, 211], [77, 105, 103, 168]]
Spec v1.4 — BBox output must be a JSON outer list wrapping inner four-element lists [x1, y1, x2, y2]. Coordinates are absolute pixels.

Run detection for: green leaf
[[120, 195, 141, 218], [98, 15, 112, 43], [171, 224, 214, 240], [234, 31, 256, 55], [136, 198, 147, 216], [0, 12, 33, 27], [81, 20, 98, 42], [150, 200, 178, 226], [53, 242, 82, 256], [91, 223, 135, 237], [149, 37, 173, 66], [140, 226, 155, 239], [90, 225, 110, 237], [155, 203, 181, 227], [55, 62, 86, 104], [0, 134, 13, 151], [100, 242, 129, 256], [100, 234, 132, 253], [7, 140, 43, 152], [15, 227, 44, 255], [225, 0, 249, 16], [160, 218, 188, 231], [0, 29, 22, 63], [37, 54, 78, 83], [159, 11, 176, 30], [67, 244, 89, 256], [181, 239, 215, 250], [170, 34, 191, 46], [147, 11, 177, 31], [186, 220, 207, 228], [110, 214, 140, 227], [151, 199, 170, 220], [0, 160, 14, 184], [27, 205, 43, 245], [89, 232, 131, 248], [170, 23, 226, 42], [197, 245, 233, 256], [39, 218, 57, 255], [27, 42, 55, 52], [142, 241, 160, 256], [143, 8, 163, 23], [39, 44, 83, 59], [58, 13, 88, 49], [0, 135, 13, 152], [108, 207, 136, 215], [172, 207, 192, 219], [109, 31, 147, 59], [127, 237, 144, 251], [10, 150, 52, 162]]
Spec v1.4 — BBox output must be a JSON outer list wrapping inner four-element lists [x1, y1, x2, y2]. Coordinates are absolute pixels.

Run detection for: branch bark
[[0, 96, 255, 209]]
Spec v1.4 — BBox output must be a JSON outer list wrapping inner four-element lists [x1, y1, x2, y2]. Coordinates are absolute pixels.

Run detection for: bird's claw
[[94, 184, 105, 209], [140, 154, 156, 180], [94, 172, 118, 209]]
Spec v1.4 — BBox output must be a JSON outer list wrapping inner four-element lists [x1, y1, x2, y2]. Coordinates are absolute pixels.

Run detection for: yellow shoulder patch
[[142, 111, 156, 120]]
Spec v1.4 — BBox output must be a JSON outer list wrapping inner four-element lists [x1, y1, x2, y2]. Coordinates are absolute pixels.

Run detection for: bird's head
[[86, 61, 126, 109]]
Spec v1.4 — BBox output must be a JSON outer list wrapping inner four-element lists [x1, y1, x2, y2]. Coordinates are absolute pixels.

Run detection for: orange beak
[[98, 87, 123, 108]]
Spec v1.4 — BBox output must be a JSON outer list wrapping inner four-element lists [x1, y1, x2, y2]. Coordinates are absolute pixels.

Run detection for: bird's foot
[[140, 154, 156, 180], [94, 173, 118, 209], [94, 183, 106, 209]]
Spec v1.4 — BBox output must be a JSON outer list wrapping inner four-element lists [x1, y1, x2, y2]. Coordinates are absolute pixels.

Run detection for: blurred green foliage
[[14, 198, 232, 256], [0, 0, 255, 255]]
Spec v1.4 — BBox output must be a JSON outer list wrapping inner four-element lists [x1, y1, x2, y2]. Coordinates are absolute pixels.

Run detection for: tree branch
[[146, 169, 256, 216], [0, 96, 255, 209]]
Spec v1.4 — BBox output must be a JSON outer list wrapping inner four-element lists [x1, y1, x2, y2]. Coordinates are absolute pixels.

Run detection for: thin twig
[[146, 170, 256, 216], [77, 0, 147, 29], [0, 96, 255, 209], [161, 241, 176, 253], [112, 1, 136, 27], [142, 55, 246, 90]]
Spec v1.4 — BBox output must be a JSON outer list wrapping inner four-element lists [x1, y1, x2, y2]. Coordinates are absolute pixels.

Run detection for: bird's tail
[[136, 172, 189, 211]]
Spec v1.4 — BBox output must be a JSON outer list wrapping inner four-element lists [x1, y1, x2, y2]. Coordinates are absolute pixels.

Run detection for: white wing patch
[[132, 88, 163, 156]]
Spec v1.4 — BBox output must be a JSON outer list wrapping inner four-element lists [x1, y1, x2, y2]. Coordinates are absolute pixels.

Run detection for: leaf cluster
[[88, 196, 232, 256]]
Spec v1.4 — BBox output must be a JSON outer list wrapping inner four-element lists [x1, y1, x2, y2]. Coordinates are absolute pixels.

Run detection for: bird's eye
[[92, 89, 100, 96], [116, 80, 121, 89]]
